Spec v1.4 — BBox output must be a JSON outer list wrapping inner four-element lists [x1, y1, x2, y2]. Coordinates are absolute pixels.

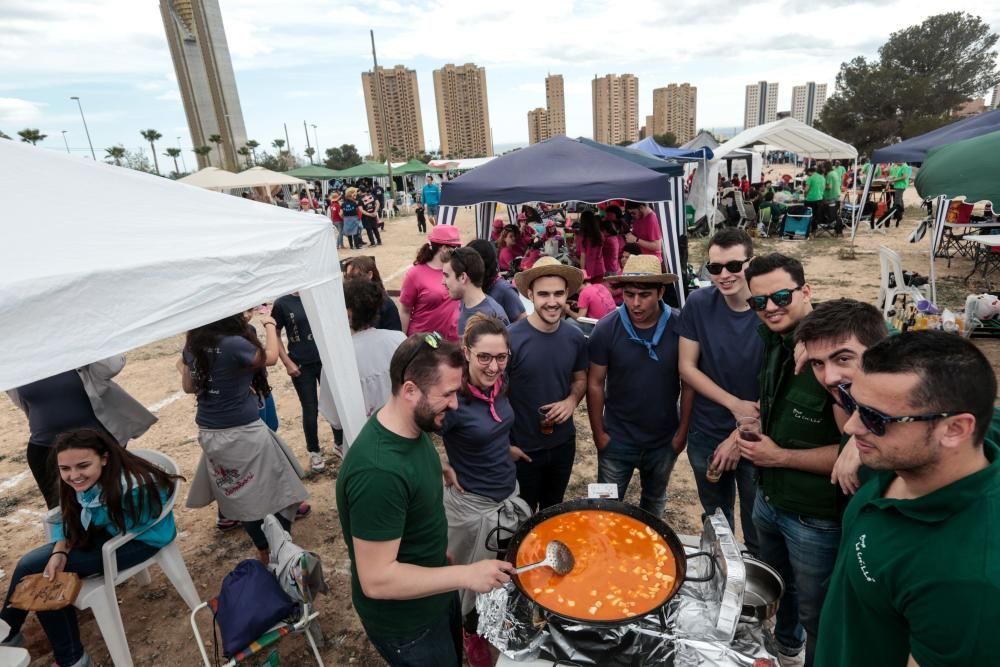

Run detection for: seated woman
[[0, 429, 181, 667]]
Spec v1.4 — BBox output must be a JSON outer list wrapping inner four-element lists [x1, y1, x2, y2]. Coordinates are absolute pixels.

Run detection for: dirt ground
[[2, 189, 999, 667]]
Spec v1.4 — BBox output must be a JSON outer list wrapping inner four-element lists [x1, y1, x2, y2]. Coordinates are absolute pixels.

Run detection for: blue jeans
[[687, 430, 759, 553], [597, 437, 678, 517], [333, 221, 345, 248], [365, 592, 462, 667], [752, 491, 840, 665], [1, 538, 160, 665]]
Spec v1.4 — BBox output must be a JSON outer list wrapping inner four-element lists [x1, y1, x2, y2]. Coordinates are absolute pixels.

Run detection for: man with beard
[[335, 333, 514, 666], [508, 257, 588, 511], [738, 254, 841, 667], [815, 332, 1000, 667]]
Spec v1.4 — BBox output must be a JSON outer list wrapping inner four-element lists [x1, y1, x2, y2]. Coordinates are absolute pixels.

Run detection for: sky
[[2, 0, 999, 164]]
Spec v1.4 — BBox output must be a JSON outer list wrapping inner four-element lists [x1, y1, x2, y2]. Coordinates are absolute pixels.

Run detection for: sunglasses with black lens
[[705, 258, 750, 275], [836, 383, 960, 437], [746, 286, 803, 311], [397, 332, 442, 386]]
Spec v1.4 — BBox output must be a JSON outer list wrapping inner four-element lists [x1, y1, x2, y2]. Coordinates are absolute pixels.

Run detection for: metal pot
[[740, 556, 784, 622], [504, 498, 715, 627]]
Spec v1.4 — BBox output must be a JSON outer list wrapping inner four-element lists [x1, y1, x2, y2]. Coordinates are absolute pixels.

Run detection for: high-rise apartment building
[[545, 74, 566, 137], [527, 108, 548, 145], [433, 63, 493, 158], [592, 73, 639, 144], [790, 82, 827, 126], [652, 83, 697, 144], [362, 65, 425, 159], [744, 81, 779, 129], [160, 0, 248, 170]]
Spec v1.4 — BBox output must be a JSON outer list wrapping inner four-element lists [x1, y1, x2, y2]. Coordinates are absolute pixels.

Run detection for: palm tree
[[208, 134, 224, 166], [164, 147, 182, 175], [304, 146, 315, 165], [271, 138, 285, 152], [246, 139, 259, 165], [17, 128, 46, 145], [237, 146, 251, 168], [193, 145, 212, 169], [105, 145, 126, 166], [140, 129, 162, 174], [0, 130, 11, 140]]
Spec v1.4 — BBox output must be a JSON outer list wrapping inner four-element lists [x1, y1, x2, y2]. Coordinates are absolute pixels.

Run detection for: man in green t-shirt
[[815, 331, 1000, 667], [335, 333, 514, 666], [889, 161, 911, 227], [804, 165, 827, 236], [823, 161, 844, 235]]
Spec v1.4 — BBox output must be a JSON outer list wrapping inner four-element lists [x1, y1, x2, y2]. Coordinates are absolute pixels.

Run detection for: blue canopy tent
[[629, 136, 713, 161], [438, 135, 687, 304]]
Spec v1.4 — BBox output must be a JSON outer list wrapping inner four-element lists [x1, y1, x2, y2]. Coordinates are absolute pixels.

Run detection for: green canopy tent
[[332, 161, 389, 178], [392, 159, 443, 175], [286, 165, 340, 180], [915, 130, 1000, 205]]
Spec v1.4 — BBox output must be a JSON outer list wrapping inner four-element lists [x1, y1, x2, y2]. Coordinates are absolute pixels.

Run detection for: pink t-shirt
[[399, 263, 459, 341], [498, 246, 516, 271], [578, 283, 616, 320], [576, 235, 606, 279], [602, 234, 623, 275], [631, 211, 663, 260]]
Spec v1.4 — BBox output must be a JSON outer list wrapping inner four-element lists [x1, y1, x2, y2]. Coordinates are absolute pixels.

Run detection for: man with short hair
[[888, 161, 911, 227], [336, 334, 514, 667], [738, 254, 841, 666], [677, 228, 761, 550], [508, 257, 589, 511], [359, 186, 382, 246], [804, 166, 826, 234], [442, 247, 509, 335], [422, 175, 441, 227], [623, 201, 663, 262], [815, 331, 1000, 667], [588, 255, 691, 517]]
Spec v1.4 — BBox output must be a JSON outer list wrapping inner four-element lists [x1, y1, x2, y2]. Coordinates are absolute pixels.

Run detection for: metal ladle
[[514, 540, 575, 576]]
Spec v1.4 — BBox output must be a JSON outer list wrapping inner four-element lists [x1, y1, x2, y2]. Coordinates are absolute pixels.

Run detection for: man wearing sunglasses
[[815, 331, 1000, 667], [677, 228, 762, 552], [738, 253, 842, 667], [336, 333, 515, 667]]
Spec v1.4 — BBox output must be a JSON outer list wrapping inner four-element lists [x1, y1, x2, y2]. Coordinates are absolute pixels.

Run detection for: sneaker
[[56, 652, 93, 667], [309, 452, 326, 472], [776, 647, 805, 667], [333, 443, 345, 459], [296, 501, 312, 518], [216, 517, 241, 531]]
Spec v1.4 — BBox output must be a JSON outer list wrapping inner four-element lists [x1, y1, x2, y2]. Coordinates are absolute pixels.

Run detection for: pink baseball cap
[[492, 218, 504, 228], [516, 212, 527, 221], [427, 225, 462, 246]]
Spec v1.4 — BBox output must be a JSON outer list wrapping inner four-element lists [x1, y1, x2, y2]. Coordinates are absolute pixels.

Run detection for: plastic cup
[[738, 417, 762, 442], [539, 406, 554, 435]]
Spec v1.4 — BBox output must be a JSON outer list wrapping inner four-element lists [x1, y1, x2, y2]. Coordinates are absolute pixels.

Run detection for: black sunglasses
[[398, 332, 442, 386], [705, 258, 751, 275], [836, 383, 960, 437], [747, 286, 803, 311]]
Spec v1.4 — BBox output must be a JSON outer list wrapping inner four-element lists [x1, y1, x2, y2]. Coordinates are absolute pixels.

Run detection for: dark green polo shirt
[[758, 325, 842, 519], [816, 440, 1000, 667]]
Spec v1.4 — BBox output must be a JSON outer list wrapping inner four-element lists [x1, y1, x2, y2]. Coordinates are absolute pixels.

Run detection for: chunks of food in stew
[[515, 510, 677, 620]]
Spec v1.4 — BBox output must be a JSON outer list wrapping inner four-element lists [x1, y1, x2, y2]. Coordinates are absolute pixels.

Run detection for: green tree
[[304, 146, 316, 164], [323, 144, 363, 170], [237, 146, 251, 167], [615, 140, 631, 147], [17, 128, 46, 144], [164, 147, 182, 175], [105, 145, 126, 166], [140, 129, 162, 174], [208, 133, 224, 166], [193, 145, 212, 168], [271, 138, 285, 152], [0, 130, 11, 140], [818, 12, 1000, 155], [246, 139, 259, 164], [653, 132, 678, 147]]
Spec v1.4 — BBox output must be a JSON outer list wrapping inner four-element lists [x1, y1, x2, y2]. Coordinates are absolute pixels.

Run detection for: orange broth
[[515, 510, 677, 620]]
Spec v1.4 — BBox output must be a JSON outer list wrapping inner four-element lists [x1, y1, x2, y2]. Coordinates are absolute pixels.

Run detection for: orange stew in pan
[[514, 510, 677, 621]]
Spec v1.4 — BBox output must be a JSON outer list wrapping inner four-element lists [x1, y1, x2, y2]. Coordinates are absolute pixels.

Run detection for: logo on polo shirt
[[792, 407, 822, 424], [855, 533, 876, 583]]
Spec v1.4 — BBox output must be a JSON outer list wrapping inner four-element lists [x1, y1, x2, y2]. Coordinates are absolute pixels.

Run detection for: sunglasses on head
[[397, 332, 442, 386], [746, 286, 803, 311], [705, 258, 750, 275], [836, 383, 960, 437]]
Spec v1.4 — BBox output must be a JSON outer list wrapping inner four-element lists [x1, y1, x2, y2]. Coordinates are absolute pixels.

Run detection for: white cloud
[[0, 97, 47, 125]]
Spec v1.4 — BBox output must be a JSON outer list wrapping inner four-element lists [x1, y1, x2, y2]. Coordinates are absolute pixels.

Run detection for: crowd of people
[[2, 200, 998, 667]]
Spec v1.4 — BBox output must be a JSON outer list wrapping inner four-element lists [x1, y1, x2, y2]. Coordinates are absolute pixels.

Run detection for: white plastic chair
[[0, 619, 30, 667], [877, 245, 927, 318], [43, 449, 201, 667]]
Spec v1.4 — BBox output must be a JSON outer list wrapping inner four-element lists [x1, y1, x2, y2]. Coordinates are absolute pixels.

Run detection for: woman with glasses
[[439, 314, 530, 666]]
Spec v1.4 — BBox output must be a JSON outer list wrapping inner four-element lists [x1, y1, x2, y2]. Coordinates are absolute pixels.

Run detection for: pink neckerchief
[[467, 376, 504, 422]]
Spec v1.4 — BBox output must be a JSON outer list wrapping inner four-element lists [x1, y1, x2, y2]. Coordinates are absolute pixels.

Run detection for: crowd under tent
[[0, 140, 368, 447], [437, 135, 687, 304]]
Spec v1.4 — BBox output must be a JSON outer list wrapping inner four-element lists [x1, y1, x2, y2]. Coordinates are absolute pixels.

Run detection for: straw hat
[[605, 255, 679, 286], [514, 256, 583, 297]]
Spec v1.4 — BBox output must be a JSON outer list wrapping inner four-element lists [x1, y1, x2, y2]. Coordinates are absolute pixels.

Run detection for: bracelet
[[263, 321, 276, 327], [50, 550, 69, 559]]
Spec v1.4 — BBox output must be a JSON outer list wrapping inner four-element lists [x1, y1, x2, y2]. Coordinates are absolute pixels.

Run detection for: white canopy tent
[[177, 166, 248, 190], [0, 141, 367, 445], [235, 166, 307, 187], [428, 156, 496, 172]]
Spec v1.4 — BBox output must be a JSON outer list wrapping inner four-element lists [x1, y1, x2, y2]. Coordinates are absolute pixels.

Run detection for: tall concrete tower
[[160, 0, 249, 171]]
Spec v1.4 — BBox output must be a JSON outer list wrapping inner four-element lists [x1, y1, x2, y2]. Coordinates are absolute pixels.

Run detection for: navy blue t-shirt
[[675, 286, 764, 442], [507, 318, 588, 451], [458, 295, 509, 336], [588, 306, 682, 447], [17, 371, 104, 446], [440, 389, 516, 502], [488, 277, 526, 322], [379, 293, 403, 332], [342, 199, 358, 217], [184, 335, 261, 429], [272, 294, 320, 366]]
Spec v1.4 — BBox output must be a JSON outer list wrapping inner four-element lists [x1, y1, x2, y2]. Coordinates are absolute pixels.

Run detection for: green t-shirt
[[824, 171, 842, 201], [805, 173, 826, 202], [891, 163, 911, 190], [816, 439, 1000, 667], [335, 415, 451, 637]]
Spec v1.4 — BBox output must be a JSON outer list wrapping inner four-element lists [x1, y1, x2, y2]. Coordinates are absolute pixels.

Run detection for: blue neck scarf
[[77, 483, 104, 530], [617, 301, 670, 361]]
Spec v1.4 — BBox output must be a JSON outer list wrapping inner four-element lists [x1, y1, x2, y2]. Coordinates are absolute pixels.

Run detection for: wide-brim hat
[[972, 199, 993, 216], [605, 255, 679, 286], [514, 256, 583, 297], [330, 191, 341, 200], [427, 225, 462, 247]]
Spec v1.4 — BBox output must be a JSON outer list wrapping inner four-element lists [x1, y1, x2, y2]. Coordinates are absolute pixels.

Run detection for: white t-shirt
[[317, 327, 408, 427]]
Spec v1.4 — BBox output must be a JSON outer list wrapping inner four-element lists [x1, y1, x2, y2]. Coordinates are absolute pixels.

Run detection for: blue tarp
[[576, 137, 684, 176], [629, 136, 713, 161], [871, 109, 1000, 165], [439, 136, 671, 206]]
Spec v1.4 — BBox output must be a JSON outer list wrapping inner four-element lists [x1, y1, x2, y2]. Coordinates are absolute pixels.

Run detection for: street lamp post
[[311, 124, 320, 160], [362, 130, 374, 158], [177, 136, 187, 172], [69, 96, 96, 160], [61, 130, 70, 155]]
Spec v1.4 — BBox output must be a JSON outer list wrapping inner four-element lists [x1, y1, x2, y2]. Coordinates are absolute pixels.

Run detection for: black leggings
[[242, 513, 292, 551], [26, 443, 59, 509], [362, 216, 381, 244]]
